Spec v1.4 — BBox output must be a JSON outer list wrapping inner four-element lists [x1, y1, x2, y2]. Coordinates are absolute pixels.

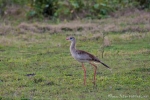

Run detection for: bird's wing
[[76, 50, 110, 69], [76, 50, 100, 62]]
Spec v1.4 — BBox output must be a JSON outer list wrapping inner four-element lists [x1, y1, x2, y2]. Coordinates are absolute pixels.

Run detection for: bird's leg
[[90, 62, 97, 85], [82, 63, 86, 85]]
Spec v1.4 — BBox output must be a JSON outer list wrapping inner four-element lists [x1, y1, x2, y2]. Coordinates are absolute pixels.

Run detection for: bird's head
[[66, 36, 75, 42]]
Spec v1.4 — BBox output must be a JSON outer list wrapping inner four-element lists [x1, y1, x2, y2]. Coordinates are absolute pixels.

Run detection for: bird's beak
[[66, 37, 69, 40]]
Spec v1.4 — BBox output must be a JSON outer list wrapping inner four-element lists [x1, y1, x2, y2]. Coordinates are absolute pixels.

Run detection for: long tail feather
[[100, 62, 110, 69]]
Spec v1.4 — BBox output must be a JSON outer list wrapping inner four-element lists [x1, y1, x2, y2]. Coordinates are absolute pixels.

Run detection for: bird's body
[[71, 49, 101, 63], [66, 36, 110, 85]]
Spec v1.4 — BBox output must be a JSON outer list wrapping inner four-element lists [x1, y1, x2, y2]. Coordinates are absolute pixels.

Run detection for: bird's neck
[[70, 40, 76, 51]]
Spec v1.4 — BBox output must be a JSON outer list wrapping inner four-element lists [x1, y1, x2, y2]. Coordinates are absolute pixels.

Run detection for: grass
[[0, 10, 150, 100]]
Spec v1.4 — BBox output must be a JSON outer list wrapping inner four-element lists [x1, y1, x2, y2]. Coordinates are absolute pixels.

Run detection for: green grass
[[0, 17, 150, 99]]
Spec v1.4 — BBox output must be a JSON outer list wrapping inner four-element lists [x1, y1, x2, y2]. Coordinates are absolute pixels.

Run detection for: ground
[[0, 9, 150, 100]]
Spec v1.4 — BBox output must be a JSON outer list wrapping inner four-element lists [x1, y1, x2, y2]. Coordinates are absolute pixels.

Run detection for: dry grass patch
[[117, 49, 150, 55], [132, 12, 150, 24], [120, 32, 148, 40], [17, 23, 40, 34], [16, 21, 96, 34], [96, 9, 150, 34], [104, 36, 111, 47], [0, 36, 18, 46], [3, 5, 27, 19], [110, 8, 143, 18], [0, 24, 14, 35], [0, 8, 150, 37], [133, 49, 150, 55], [91, 33, 103, 40]]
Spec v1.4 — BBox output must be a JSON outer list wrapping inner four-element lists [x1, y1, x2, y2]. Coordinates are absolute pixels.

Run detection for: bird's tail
[[100, 61, 112, 73], [100, 61, 110, 69]]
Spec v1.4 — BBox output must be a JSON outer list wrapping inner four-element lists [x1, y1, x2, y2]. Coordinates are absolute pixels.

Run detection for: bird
[[66, 36, 111, 85]]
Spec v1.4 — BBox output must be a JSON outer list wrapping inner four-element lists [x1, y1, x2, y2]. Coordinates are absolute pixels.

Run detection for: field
[[0, 9, 150, 100]]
